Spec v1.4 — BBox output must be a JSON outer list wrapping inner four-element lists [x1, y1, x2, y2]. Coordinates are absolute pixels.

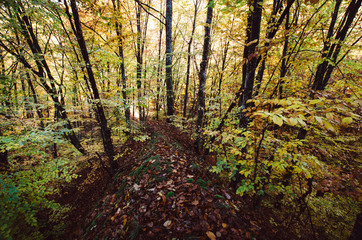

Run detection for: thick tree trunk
[[195, 0, 213, 151], [238, 0, 263, 129], [69, 0, 118, 169], [350, 210, 362, 240], [165, 0, 174, 122]]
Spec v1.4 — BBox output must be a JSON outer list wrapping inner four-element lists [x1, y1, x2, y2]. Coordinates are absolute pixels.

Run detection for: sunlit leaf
[[341, 117, 353, 125], [272, 115, 283, 127]]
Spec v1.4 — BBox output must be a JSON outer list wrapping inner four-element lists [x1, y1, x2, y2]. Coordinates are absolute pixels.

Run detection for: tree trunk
[[349, 210, 362, 240], [156, 1, 163, 120], [26, 73, 44, 129], [254, 0, 295, 97], [69, 0, 118, 169], [112, 0, 130, 123], [183, 0, 199, 119], [5, 3, 85, 154], [195, 0, 214, 151], [0, 129, 9, 172], [312, 0, 361, 91], [165, 0, 174, 122], [238, 0, 263, 129], [278, 7, 290, 99], [136, 3, 144, 121]]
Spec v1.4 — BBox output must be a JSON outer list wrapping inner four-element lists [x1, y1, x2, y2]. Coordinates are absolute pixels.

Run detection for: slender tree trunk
[[5, 3, 85, 154], [254, 0, 295, 97], [218, 40, 230, 117], [195, 0, 214, 151], [26, 73, 44, 128], [278, 7, 290, 99], [20, 74, 32, 119], [183, 0, 199, 119], [156, 1, 163, 120], [69, 0, 118, 169], [136, 3, 143, 121], [165, 0, 174, 122], [312, 0, 360, 91], [112, 0, 130, 123]]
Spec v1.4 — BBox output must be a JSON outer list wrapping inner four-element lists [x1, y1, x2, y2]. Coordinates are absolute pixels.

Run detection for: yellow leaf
[[309, 99, 321, 105], [315, 116, 323, 126], [342, 117, 353, 125], [297, 118, 307, 127], [273, 115, 283, 127], [206, 231, 217, 240], [287, 118, 298, 126], [326, 112, 334, 121], [324, 121, 335, 133]]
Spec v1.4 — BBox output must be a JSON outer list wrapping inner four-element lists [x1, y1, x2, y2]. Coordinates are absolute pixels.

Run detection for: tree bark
[[165, 0, 174, 122], [238, 0, 263, 129], [278, 6, 290, 99], [183, 0, 200, 119], [156, 0, 164, 120], [195, 0, 214, 150], [112, 0, 130, 123], [349, 210, 362, 240]]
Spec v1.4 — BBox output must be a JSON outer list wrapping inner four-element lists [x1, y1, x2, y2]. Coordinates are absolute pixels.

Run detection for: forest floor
[[51, 120, 314, 240]]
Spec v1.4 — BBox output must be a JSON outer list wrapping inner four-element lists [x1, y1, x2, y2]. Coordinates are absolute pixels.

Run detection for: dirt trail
[[75, 121, 265, 240], [51, 121, 280, 240]]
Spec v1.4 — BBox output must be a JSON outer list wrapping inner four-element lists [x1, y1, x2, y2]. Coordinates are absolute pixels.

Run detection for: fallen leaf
[[192, 200, 199, 205], [133, 183, 140, 191], [206, 231, 216, 240], [163, 220, 172, 228]]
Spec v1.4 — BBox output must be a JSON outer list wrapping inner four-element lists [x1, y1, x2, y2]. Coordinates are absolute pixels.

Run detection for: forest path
[[59, 121, 267, 240]]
